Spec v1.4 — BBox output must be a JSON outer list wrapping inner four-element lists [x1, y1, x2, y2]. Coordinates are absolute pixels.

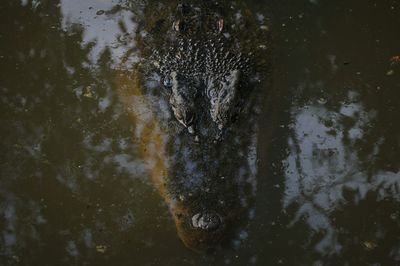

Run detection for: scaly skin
[[125, 0, 272, 251], [154, 1, 254, 141]]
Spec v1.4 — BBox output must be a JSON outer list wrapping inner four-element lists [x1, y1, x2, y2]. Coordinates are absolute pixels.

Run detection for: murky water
[[1, 0, 400, 265]]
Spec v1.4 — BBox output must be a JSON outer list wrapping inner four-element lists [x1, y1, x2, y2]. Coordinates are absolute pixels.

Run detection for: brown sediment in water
[[114, 67, 204, 250], [114, 67, 169, 201], [114, 67, 240, 252]]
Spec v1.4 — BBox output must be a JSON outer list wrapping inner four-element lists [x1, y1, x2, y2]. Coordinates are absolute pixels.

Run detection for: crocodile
[[117, 0, 271, 251]]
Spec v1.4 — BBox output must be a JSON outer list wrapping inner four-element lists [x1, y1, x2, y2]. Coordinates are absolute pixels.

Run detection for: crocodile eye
[[217, 18, 224, 33], [206, 88, 217, 99], [163, 76, 172, 88], [173, 20, 186, 32]]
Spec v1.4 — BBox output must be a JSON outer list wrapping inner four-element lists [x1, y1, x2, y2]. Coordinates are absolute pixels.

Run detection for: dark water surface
[[1, 0, 400, 265]]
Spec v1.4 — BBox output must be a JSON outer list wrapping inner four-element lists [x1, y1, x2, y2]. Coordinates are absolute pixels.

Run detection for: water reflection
[[60, 0, 138, 66], [1, 0, 400, 265], [285, 92, 371, 252], [0, 1, 162, 264], [281, 56, 400, 264]]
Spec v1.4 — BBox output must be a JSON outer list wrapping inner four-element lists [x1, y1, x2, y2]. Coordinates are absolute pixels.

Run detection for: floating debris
[[83, 86, 94, 98], [258, 44, 267, 50], [317, 97, 327, 104], [96, 245, 107, 253], [386, 69, 395, 76], [12, 256, 20, 263], [390, 212, 399, 220], [362, 241, 377, 251], [96, 10, 105, 16], [390, 56, 400, 66]]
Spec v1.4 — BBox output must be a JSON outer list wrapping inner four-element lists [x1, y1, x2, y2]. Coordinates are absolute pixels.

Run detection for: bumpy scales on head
[[169, 71, 196, 134], [156, 2, 252, 141]]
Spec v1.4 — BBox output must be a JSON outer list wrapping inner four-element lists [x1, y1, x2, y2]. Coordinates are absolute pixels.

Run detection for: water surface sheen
[[1, 0, 400, 265]]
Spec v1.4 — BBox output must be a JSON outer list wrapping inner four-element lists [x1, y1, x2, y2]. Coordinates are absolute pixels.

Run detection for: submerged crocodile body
[[120, 0, 272, 251]]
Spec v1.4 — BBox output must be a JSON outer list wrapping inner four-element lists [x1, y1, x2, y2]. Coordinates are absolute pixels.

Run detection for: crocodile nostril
[[191, 211, 222, 231]]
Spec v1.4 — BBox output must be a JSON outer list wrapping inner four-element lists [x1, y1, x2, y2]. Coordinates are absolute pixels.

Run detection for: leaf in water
[[96, 245, 107, 253]]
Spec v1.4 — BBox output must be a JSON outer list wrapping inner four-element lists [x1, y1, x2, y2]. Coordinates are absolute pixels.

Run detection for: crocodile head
[[157, 4, 250, 141]]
